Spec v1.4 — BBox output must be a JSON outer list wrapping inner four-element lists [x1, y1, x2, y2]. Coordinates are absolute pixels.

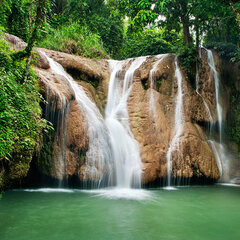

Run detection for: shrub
[[205, 42, 240, 63], [38, 23, 109, 59], [117, 29, 174, 59], [0, 31, 46, 188]]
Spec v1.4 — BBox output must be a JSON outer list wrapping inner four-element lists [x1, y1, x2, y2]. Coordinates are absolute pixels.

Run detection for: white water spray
[[205, 49, 231, 180], [45, 55, 113, 186], [195, 61, 213, 123], [38, 69, 70, 184], [166, 57, 184, 187], [149, 54, 167, 119], [205, 49, 223, 141], [196, 49, 226, 179], [106, 57, 147, 188]]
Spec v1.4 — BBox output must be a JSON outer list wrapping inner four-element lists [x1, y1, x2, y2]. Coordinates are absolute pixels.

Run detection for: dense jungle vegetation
[[0, 0, 240, 190]]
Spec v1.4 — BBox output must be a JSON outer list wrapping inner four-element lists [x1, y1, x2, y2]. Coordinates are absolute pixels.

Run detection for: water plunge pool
[[0, 185, 239, 240]]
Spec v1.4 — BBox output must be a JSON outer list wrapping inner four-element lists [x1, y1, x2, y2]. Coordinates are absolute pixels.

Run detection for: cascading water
[[106, 57, 147, 189], [38, 69, 70, 186], [195, 60, 213, 123], [149, 54, 167, 119], [44, 53, 148, 193], [45, 54, 113, 188], [195, 48, 228, 180], [208, 140, 223, 177], [166, 57, 184, 188], [205, 49, 230, 181], [43, 50, 229, 193], [205, 49, 223, 140], [195, 50, 223, 177]]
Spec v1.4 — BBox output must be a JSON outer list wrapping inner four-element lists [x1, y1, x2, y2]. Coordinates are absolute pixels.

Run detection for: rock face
[[34, 49, 110, 183], [33, 50, 222, 184], [128, 55, 219, 183], [7, 34, 239, 186], [36, 51, 220, 184]]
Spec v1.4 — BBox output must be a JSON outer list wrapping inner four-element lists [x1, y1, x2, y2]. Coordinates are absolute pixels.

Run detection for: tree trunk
[[178, 1, 192, 47], [195, 17, 200, 53], [229, 0, 239, 20], [181, 15, 192, 46], [25, 0, 47, 56], [24, 0, 47, 83], [29, 0, 33, 36], [229, 0, 240, 47]]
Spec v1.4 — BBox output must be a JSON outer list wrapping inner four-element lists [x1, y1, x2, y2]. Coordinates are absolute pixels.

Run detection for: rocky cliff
[[5, 34, 240, 187]]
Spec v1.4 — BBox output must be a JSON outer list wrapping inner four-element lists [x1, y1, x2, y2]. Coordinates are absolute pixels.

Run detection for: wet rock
[[128, 54, 219, 183], [3, 34, 228, 185], [4, 33, 27, 51]]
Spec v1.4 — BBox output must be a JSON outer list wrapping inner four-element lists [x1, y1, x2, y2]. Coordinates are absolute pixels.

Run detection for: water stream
[[37, 69, 70, 186], [196, 48, 227, 180], [46, 54, 149, 191], [205, 49, 229, 180], [205, 49, 223, 141], [46, 55, 113, 187], [149, 54, 167, 119], [44, 50, 230, 189], [106, 57, 147, 189], [195, 60, 213, 123], [166, 57, 184, 188]]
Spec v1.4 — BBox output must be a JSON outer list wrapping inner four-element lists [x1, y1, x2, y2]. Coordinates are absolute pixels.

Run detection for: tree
[[111, 0, 194, 46], [0, 0, 12, 29], [113, 0, 240, 49], [64, 0, 124, 57], [23, 0, 48, 82], [229, 0, 240, 27]]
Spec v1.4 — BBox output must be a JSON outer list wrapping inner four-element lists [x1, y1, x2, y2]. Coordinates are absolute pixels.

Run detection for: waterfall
[[38, 69, 70, 186], [166, 57, 184, 188], [106, 57, 147, 188], [149, 54, 167, 119], [205, 49, 223, 141], [205, 49, 231, 180], [195, 50, 223, 177], [195, 61, 213, 123], [44, 53, 147, 190], [45, 55, 113, 188], [208, 140, 223, 177], [196, 48, 227, 180]]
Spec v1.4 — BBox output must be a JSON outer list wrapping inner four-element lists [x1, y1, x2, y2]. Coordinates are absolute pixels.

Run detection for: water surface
[[0, 185, 239, 240]]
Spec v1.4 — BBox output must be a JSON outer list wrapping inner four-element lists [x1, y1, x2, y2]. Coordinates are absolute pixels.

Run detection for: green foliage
[[227, 92, 240, 151], [205, 42, 240, 63], [0, 32, 46, 178], [0, 0, 12, 29], [177, 45, 197, 88], [113, 0, 240, 50], [203, 0, 240, 45], [37, 126, 55, 176], [1, 0, 239, 60], [178, 46, 197, 69], [0, 0, 30, 41], [116, 28, 175, 59], [48, 0, 124, 58], [38, 23, 109, 59]]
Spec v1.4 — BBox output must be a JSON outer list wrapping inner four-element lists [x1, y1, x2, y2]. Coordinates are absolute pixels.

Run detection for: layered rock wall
[[6, 34, 239, 186], [34, 51, 221, 184]]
